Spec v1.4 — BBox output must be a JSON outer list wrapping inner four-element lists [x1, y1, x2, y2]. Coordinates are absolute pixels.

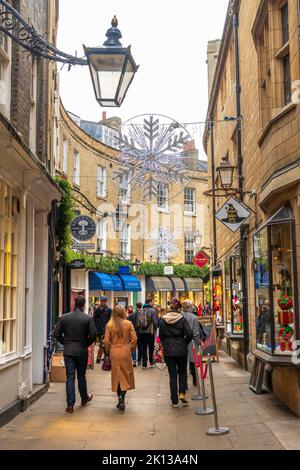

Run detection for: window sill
[[275, 41, 289, 59], [258, 102, 297, 147], [96, 194, 107, 201], [158, 208, 169, 214], [253, 348, 299, 367], [184, 212, 196, 217], [0, 354, 20, 370]]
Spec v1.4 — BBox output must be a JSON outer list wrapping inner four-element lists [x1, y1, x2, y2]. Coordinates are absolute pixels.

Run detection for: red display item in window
[[280, 341, 293, 352], [277, 293, 293, 311], [278, 311, 294, 326]]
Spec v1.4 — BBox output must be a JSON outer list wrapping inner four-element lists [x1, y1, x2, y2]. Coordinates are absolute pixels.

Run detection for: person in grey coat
[[54, 296, 97, 413], [182, 300, 206, 386]]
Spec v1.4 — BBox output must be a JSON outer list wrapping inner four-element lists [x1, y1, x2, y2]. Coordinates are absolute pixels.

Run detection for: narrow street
[[1, 352, 299, 451]]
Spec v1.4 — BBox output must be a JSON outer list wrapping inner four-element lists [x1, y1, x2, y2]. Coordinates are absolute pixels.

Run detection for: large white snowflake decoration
[[112, 114, 192, 201], [148, 228, 179, 264]]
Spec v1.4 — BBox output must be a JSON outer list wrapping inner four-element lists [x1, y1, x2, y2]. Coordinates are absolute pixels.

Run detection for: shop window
[[0, 182, 18, 358], [212, 272, 223, 325], [254, 205, 297, 355], [224, 259, 232, 332]]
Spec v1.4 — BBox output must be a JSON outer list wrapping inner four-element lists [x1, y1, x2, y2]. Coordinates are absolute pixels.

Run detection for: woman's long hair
[[108, 305, 126, 339]]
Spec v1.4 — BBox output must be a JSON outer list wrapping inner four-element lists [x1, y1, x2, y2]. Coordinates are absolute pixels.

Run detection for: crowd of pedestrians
[[53, 296, 208, 414]]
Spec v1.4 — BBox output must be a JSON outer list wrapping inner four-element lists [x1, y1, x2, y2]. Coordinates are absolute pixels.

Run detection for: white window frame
[[120, 224, 131, 260], [97, 219, 107, 253], [97, 165, 107, 198], [73, 150, 80, 186], [157, 184, 169, 211], [62, 138, 68, 175], [0, 1, 11, 119], [184, 232, 195, 264], [120, 175, 131, 204], [184, 188, 196, 215], [0, 182, 18, 362]]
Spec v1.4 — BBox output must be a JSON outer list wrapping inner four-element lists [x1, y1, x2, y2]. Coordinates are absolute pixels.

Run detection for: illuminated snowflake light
[[148, 228, 179, 264], [112, 114, 193, 201]]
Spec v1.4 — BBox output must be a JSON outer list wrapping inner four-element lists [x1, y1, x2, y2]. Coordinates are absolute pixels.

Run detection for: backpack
[[138, 308, 152, 331]]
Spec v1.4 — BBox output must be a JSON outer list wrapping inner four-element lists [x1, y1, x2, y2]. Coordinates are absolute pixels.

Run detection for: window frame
[[157, 184, 169, 211], [97, 165, 107, 198], [73, 150, 80, 186], [253, 205, 299, 356], [184, 188, 196, 215]]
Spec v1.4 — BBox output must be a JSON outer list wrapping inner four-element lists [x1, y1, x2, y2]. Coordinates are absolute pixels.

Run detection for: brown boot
[[81, 394, 93, 406], [66, 405, 74, 413]]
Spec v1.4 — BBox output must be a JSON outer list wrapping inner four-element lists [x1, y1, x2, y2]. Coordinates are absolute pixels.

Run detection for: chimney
[[102, 111, 107, 121]]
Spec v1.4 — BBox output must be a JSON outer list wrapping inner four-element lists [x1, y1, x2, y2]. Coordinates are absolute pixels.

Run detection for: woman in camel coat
[[104, 305, 137, 411]]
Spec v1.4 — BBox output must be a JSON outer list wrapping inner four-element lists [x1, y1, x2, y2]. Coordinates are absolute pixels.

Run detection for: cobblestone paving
[[0, 352, 299, 450]]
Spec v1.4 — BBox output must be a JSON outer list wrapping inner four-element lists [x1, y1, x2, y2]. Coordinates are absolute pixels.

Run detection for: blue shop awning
[[89, 272, 115, 291], [109, 275, 123, 291], [118, 275, 142, 292]]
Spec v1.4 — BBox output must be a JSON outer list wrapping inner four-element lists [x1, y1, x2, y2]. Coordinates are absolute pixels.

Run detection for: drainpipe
[[233, 7, 249, 371], [209, 118, 218, 310]]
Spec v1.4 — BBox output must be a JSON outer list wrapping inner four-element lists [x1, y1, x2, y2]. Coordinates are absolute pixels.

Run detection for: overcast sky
[[58, 0, 228, 151]]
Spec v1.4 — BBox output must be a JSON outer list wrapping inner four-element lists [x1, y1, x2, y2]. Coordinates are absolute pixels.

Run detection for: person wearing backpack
[[137, 299, 158, 369], [159, 298, 193, 408]]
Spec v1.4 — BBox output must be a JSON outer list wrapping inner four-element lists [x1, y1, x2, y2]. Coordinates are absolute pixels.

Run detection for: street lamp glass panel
[[88, 52, 126, 104], [117, 58, 135, 104], [217, 164, 234, 189]]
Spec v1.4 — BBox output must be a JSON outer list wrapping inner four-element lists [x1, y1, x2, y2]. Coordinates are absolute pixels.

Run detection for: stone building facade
[[56, 103, 209, 310], [204, 0, 300, 415], [0, 0, 61, 425]]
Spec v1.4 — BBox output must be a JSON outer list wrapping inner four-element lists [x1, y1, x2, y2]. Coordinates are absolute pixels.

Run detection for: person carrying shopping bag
[[104, 305, 137, 412], [159, 298, 193, 408]]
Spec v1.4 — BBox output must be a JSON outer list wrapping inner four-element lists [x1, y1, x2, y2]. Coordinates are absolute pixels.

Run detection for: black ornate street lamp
[[84, 16, 139, 108], [0, 1, 138, 107]]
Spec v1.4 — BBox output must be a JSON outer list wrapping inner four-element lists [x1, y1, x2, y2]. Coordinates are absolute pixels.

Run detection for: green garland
[[66, 248, 209, 279], [54, 178, 74, 262]]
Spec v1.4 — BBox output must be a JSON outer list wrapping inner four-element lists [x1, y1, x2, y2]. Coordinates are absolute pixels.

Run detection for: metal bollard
[[206, 359, 230, 436], [195, 361, 213, 416]]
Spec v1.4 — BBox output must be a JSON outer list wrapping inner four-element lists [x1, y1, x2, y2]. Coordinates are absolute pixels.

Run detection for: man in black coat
[[54, 296, 97, 413], [93, 296, 112, 363], [159, 298, 193, 408]]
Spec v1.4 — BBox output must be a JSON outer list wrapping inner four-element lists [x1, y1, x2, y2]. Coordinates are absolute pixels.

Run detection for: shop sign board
[[164, 266, 174, 276], [71, 215, 96, 241], [72, 243, 95, 251], [216, 197, 251, 233], [70, 259, 86, 269], [193, 251, 210, 270], [198, 316, 218, 361]]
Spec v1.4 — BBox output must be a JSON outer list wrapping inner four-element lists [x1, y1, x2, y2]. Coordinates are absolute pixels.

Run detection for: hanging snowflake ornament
[[148, 228, 179, 263], [112, 114, 193, 201]]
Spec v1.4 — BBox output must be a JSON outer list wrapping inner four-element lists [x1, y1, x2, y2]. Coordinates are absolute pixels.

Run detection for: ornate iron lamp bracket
[[0, 0, 87, 66]]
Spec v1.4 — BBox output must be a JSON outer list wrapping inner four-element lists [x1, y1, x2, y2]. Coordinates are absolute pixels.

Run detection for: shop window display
[[254, 206, 297, 355], [212, 275, 223, 325], [224, 254, 244, 335]]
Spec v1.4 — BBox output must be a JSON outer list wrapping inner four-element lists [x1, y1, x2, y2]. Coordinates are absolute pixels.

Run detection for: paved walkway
[[1, 352, 300, 450]]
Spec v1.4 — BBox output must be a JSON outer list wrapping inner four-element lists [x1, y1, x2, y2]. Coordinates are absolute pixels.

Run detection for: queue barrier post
[[206, 358, 230, 436], [192, 343, 208, 401]]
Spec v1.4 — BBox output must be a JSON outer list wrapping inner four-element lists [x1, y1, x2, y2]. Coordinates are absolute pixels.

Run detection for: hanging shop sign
[[69, 259, 86, 269], [164, 266, 174, 276], [71, 215, 96, 241], [216, 197, 251, 233], [193, 251, 210, 270]]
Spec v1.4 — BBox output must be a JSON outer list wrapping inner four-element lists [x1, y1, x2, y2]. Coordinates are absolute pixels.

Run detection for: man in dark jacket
[[54, 296, 97, 413], [159, 298, 193, 408], [137, 299, 158, 369], [93, 296, 112, 363], [128, 302, 143, 366]]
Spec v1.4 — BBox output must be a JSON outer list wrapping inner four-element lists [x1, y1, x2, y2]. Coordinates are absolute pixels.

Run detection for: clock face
[[112, 113, 196, 202], [71, 215, 96, 241]]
